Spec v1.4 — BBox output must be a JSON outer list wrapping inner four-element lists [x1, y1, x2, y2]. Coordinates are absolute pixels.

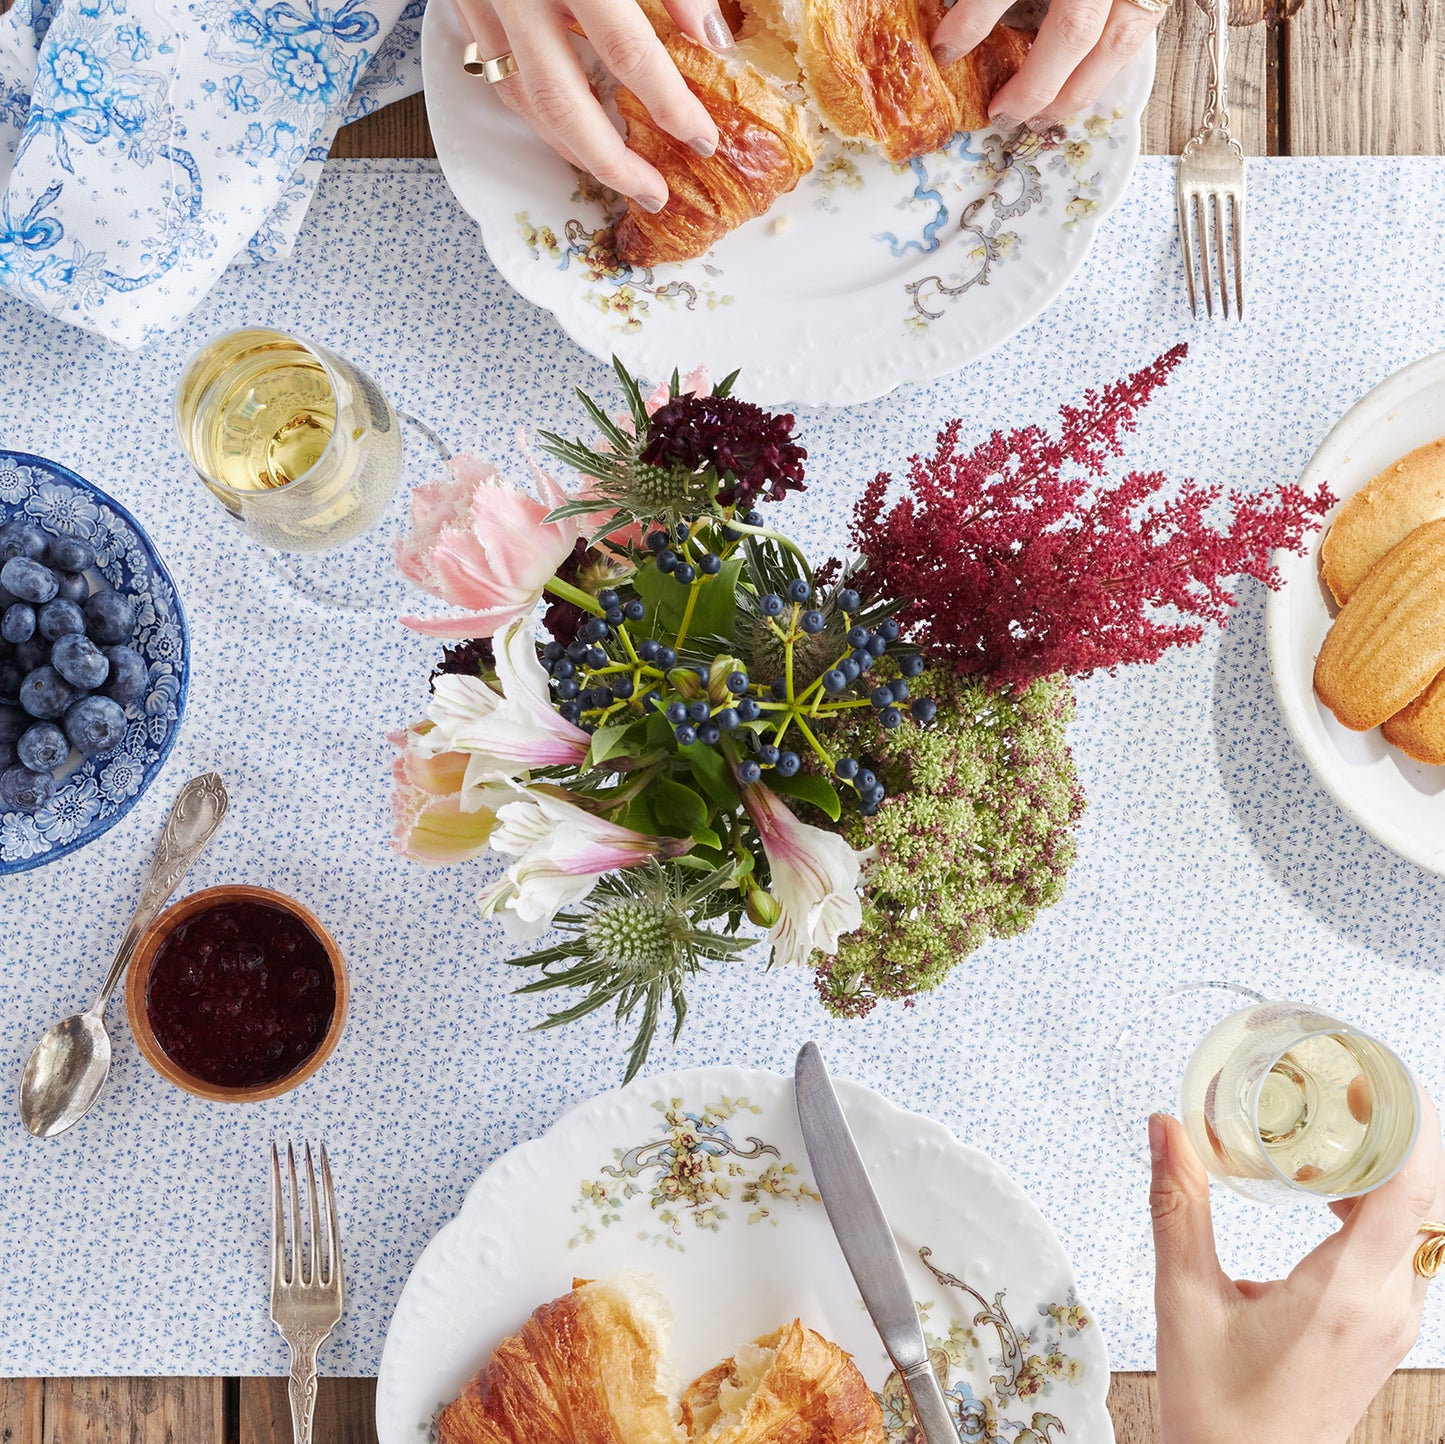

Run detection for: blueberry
[[623, 600, 645, 622], [840, 657, 861, 683], [856, 768, 877, 792], [63, 695, 127, 756], [637, 638, 659, 661], [864, 784, 887, 805], [646, 530, 669, 553], [744, 510, 764, 526], [851, 649, 874, 675], [859, 800, 878, 818], [552, 658, 575, 679], [55, 569, 91, 602], [911, 698, 937, 723], [665, 701, 687, 725], [610, 676, 634, 699], [597, 589, 619, 611], [640, 690, 660, 712], [720, 524, 741, 543], [769, 678, 788, 700], [879, 617, 901, 642], [674, 724, 697, 746], [776, 750, 800, 777], [697, 723, 720, 745], [52, 634, 110, 690], [38, 598, 85, 641], [555, 679, 580, 700], [604, 606, 625, 626], [786, 579, 810, 604], [715, 707, 739, 731], [736, 698, 761, 722], [870, 685, 893, 709], [17, 721, 68, 773], [673, 563, 696, 585], [542, 640, 565, 662], [847, 626, 869, 649], [566, 640, 588, 661], [656, 549, 678, 573], [726, 670, 748, 693], [104, 646, 147, 705], [759, 743, 780, 765], [891, 679, 909, 701], [46, 536, 94, 572], [836, 757, 859, 780], [1, 557, 58, 605], [14, 636, 48, 673], [699, 553, 722, 575], [901, 654, 925, 679], [580, 617, 609, 643], [761, 594, 784, 618], [2, 604, 35, 644], [0, 522, 47, 563], [822, 669, 847, 694], [687, 700, 710, 724], [654, 646, 677, 670], [881, 706, 902, 728], [585, 646, 607, 669], [838, 588, 861, 612], [84, 588, 134, 644], [558, 701, 581, 722], [19, 666, 73, 719], [738, 760, 762, 784], [0, 764, 55, 813]]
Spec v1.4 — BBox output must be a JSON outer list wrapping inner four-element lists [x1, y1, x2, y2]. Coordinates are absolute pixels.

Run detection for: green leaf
[[634, 557, 743, 647], [767, 771, 843, 821], [616, 795, 658, 836], [589, 719, 643, 767], [678, 740, 738, 814], [651, 777, 721, 849]]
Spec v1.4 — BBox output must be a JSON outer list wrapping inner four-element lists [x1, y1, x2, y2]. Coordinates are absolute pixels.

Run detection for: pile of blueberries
[[0, 520, 145, 816]]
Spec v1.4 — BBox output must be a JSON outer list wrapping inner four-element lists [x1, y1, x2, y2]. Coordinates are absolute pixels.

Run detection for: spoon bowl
[[20, 1012, 112, 1138]]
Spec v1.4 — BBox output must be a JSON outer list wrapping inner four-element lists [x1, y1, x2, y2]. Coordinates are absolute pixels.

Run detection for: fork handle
[[284, 1332, 323, 1444], [1203, 0, 1232, 132]]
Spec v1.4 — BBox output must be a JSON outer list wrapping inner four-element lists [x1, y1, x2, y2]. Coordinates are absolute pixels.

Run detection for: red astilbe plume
[[851, 344, 1333, 691]]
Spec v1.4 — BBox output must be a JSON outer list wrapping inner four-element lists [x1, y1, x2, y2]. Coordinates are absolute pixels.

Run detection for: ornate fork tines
[[270, 1140, 344, 1444], [1176, 0, 1247, 319]]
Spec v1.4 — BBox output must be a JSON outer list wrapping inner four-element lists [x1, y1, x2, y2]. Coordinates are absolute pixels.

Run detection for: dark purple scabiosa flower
[[640, 393, 807, 508]]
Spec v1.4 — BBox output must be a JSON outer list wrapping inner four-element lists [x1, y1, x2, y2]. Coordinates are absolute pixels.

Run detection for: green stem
[[793, 714, 833, 771], [544, 577, 605, 615], [672, 578, 703, 654]]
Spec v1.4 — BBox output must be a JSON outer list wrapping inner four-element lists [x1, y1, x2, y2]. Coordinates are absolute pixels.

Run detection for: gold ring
[[463, 43, 518, 82], [1120, 0, 1167, 11], [1414, 1221, 1445, 1280]]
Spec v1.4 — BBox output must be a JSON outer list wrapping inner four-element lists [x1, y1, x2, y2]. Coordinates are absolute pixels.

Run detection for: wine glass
[[174, 327, 446, 610], [1109, 984, 1420, 1202]]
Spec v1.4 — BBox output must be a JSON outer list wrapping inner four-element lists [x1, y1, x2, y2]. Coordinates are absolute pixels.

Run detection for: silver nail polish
[[704, 9, 735, 50], [689, 136, 717, 159], [634, 193, 667, 214]]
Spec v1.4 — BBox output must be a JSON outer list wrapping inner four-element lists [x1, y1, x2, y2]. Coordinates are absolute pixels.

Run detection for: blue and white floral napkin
[[0, 0, 425, 348]]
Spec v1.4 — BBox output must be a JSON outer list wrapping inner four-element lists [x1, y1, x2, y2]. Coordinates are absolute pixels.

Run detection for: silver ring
[[1120, 0, 1167, 11], [463, 43, 518, 82]]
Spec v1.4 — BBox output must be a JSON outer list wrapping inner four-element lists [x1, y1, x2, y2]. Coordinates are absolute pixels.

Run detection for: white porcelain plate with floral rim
[[375, 1065, 1112, 1444], [420, 10, 1154, 408], [1265, 350, 1445, 877]]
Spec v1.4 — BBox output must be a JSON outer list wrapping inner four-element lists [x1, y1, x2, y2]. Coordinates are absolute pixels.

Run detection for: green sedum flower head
[[815, 668, 1084, 1018]]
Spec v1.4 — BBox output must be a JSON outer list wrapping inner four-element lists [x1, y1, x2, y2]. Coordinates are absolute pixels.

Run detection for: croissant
[[682, 1319, 886, 1443], [612, 0, 819, 268], [437, 1273, 687, 1444]]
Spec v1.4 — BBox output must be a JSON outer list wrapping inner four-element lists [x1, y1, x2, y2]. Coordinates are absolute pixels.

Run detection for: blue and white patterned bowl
[[0, 451, 188, 873]]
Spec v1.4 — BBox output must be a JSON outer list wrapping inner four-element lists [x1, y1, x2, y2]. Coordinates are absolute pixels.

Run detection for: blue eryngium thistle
[[506, 862, 750, 1081]]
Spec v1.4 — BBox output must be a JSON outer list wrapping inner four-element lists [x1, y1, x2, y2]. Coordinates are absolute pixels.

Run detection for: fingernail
[[1148, 1113, 1168, 1162], [932, 41, 964, 64], [689, 135, 717, 159], [704, 9, 735, 50], [633, 192, 667, 214], [990, 112, 1022, 129]]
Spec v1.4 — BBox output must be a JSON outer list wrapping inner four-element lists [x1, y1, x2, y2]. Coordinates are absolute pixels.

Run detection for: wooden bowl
[[125, 884, 348, 1103]]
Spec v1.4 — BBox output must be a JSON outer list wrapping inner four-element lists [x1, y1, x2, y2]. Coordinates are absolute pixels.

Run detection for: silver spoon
[[20, 771, 230, 1138]]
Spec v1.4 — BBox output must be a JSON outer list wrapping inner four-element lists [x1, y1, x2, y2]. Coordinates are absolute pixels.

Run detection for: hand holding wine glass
[[1150, 1093, 1445, 1444]]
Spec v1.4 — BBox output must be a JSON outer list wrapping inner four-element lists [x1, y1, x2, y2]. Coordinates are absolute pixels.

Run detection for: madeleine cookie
[[1383, 669, 1445, 766], [1314, 517, 1445, 732], [1320, 437, 1445, 605]]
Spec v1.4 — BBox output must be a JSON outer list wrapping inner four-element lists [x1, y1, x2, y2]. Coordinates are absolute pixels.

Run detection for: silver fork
[[270, 1141, 344, 1444], [1176, 0, 1246, 318]]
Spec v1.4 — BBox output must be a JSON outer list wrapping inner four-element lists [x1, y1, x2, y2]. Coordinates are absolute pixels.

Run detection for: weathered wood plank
[[332, 93, 434, 159], [1287, 0, 1442, 155], [1143, 1, 1276, 156], [239, 1376, 378, 1443], [40, 1379, 225, 1444], [0, 1379, 41, 1444]]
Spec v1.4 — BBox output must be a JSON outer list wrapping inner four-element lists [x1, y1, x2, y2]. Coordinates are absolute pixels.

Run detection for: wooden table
[[4, 1, 1445, 1439]]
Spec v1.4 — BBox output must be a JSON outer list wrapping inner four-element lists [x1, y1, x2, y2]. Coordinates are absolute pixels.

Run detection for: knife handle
[[902, 1358, 961, 1443]]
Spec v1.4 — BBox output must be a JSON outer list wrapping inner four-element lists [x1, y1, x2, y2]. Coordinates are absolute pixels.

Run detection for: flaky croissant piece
[[612, 0, 819, 268], [682, 1320, 886, 1444], [437, 1274, 687, 1444]]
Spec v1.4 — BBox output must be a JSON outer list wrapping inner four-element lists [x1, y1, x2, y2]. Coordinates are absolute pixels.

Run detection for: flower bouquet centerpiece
[[391, 349, 1330, 1079]]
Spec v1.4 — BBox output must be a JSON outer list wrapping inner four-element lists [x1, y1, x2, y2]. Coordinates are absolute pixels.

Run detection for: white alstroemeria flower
[[420, 620, 590, 785], [743, 782, 866, 968], [477, 792, 689, 933]]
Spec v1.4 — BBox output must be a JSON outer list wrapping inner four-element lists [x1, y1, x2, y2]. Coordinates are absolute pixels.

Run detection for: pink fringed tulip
[[742, 782, 866, 968]]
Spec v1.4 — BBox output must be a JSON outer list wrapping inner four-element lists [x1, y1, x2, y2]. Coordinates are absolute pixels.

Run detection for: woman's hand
[[448, 0, 734, 212], [1149, 1101, 1444, 1444], [931, 0, 1165, 125]]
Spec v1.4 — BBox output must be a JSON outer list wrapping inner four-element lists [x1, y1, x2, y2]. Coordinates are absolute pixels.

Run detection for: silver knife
[[794, 1042, 960, 1444]]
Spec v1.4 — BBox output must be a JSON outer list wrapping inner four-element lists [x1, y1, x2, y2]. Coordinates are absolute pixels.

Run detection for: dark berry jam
[[145, 900, 335, 1089]]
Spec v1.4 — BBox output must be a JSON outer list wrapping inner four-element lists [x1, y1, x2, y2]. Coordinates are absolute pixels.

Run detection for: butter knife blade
[[794, 1042, 960, 1444]]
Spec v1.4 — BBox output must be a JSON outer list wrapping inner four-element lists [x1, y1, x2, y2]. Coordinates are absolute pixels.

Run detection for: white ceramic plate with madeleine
[[421, 3, 1153, 407], [1266, 350, 1445, 877], [375, 1065, 1111, 1443]]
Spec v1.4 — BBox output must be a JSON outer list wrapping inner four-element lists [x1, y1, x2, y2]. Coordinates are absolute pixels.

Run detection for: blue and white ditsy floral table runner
[[0, 0, 422, 346], [3, 155, 1445, 1375]]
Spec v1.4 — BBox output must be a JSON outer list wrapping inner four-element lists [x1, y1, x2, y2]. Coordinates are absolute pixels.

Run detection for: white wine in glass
[[175, 327, 402, 555], [1180, 999, 1419, 1203]]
